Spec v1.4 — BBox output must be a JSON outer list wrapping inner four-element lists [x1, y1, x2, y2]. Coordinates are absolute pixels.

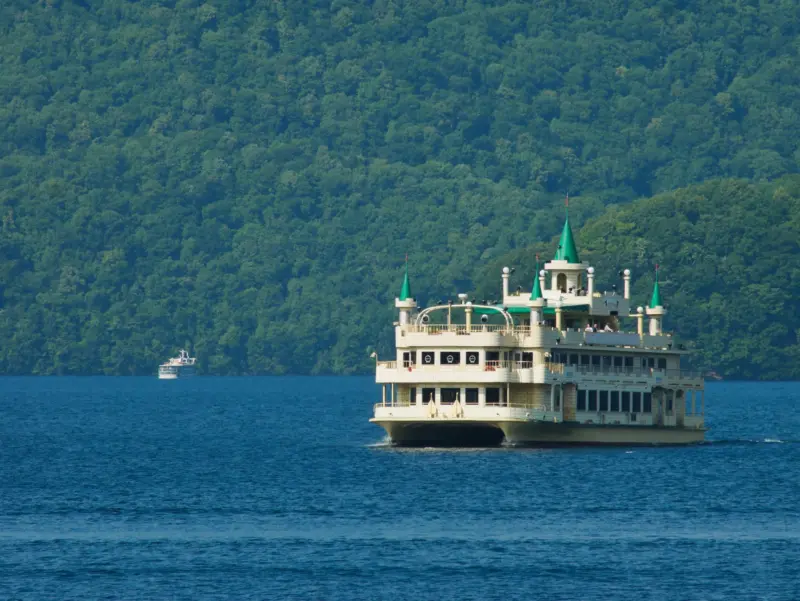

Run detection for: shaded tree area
[[1, 0, 800, 374], [475, 177, 800, 380]]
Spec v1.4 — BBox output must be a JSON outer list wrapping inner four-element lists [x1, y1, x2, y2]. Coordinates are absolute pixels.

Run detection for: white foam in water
[[763, 438, 784, 443], [365, 435, 393, 448]]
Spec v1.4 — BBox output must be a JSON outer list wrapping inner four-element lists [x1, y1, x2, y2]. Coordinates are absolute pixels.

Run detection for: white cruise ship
[[371, 212, 705, 446], [158, 349, 197, 379]]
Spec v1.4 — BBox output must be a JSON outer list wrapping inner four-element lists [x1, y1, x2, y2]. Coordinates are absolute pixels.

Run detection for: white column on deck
[[623, 269, 631, 300], [555, 306, 563, 331], [550, 385, 555, 412], [465, 303, 473, 330], [479, 387, 486, 407], [502, 267, 510, 299], [587, 267, 595, 296], [391, 384, 394, 406], [382, 385, 386, 406]]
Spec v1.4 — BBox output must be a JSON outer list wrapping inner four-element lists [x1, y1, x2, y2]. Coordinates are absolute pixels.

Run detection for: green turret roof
[[649, 267, 662, 308], [553, 215, 580, 263], [530, 260, 543, 301], [399, 261, 411, 301]]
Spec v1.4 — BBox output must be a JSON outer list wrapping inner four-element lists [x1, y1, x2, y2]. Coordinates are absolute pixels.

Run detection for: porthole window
[[440, 351, 460, 365]]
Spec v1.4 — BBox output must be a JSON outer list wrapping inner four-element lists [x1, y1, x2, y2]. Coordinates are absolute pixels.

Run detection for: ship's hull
[[158, 367, 196, 380], [374, 419, 705, 447]]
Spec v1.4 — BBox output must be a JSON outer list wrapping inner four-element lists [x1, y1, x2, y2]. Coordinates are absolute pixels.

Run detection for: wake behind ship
[[371, 210, 705, 446]]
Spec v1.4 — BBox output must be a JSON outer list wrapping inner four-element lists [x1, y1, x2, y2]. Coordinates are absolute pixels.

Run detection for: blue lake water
[[1, 377, 799, 600]]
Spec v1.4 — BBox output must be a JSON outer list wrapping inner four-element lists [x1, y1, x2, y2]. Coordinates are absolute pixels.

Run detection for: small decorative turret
[[502, 266, 510, 298], [395, 257, 417, 325], [645, 265, 665, 335], [553, 211, 580, 264], [544, 196, 589, 294], [528, 256, 547, 325]]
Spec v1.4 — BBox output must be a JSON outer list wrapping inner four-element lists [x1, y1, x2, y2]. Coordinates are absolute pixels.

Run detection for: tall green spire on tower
[[530, 256, 543, 301], [649, 265, 662, 308], [553, 195, 580, 263], [399, 256, 411, 301]]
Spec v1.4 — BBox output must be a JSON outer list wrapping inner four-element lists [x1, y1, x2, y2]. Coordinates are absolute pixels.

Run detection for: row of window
[[403, 350, 669, 370], [410, 387, 505, 405], [405, 351, 490, 366], [576, 390, 672, 413], [552, 352, 668, 370]]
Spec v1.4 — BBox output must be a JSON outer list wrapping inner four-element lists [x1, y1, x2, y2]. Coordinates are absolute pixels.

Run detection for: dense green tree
[[1, 0, 800, 376], [475, 177, 800, 380]]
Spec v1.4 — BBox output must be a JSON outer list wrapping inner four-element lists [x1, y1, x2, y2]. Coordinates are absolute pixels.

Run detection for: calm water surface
[[1, 378, 798, 600]]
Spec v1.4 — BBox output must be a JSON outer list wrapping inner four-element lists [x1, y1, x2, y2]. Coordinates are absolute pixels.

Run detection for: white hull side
[[375, 419, 705, 446], [158, 368, 195, 380], [499, 420, 705, 445]]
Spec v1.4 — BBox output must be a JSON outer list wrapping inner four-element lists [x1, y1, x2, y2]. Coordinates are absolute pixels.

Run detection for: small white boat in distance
[[158, 349, 197, 379]]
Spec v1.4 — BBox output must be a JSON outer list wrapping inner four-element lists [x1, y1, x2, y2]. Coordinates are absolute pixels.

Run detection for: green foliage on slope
[[1, 0, 800, 374], [475, 177, 800, 380]]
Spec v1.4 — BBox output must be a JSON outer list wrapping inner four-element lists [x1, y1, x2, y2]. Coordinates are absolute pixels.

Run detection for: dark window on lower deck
[[465, 388, 479, 405], [422, 388, 435, 404], [610, 391, 620, 412], [581, 354, 590, 366], [621, 391, 631, 412], [441, 388, 459, 404], [409, 387, 416, 405], [577, 389, 587, 411], [632, 392, 642, 413], [643, 392, 652, 413], [486, 387, 501, 405], [486, 351, 500, 362], [440, 351, 460, 365], [657, 358, 667, 369], [569, 353, 579, 365], [613, 356, 623, 368], [624, 356, 633, 368], [591, 355, 601, 367], [599, 390, 609, 411], [588, 390, 598, 411]]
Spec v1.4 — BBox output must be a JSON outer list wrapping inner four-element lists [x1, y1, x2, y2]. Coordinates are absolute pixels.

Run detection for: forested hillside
[[1, 0, 799, 375], [475, 177, 800, 380]]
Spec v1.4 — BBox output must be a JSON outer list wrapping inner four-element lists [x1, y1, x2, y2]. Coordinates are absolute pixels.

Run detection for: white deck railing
[[379, 360, 701, 382]]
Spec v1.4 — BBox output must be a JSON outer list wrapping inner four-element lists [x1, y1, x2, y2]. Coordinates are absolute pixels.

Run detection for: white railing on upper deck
[[380, 360, 701, 382], [404, 324, 521, 334], [548, 363, 703, 381], [401, 324, 675, 345]]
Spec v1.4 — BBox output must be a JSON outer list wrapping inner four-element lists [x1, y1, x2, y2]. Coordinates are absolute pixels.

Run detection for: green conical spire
[[553, 200, 580, 263], [399, 259, 411, 301], [530, 258, 543, 301], [649, 265, 662, 308]]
